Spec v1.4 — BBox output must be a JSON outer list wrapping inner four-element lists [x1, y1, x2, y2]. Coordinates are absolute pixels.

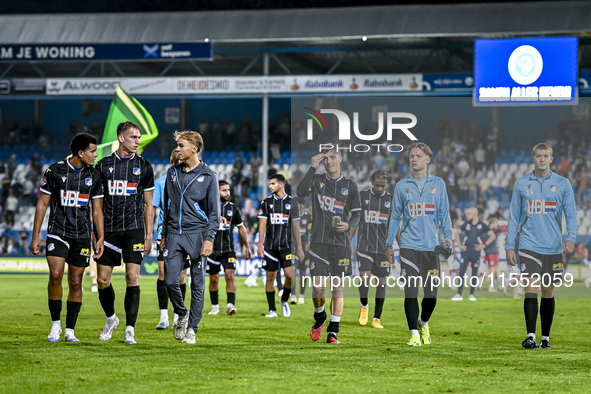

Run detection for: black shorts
[[207, 252, 237, 275], [399, 248, 440, 288], [309, 243, 352, 277], [295, 251, 310, 270], [46, 234, 91, 268], [262, 248, 292, 271], [518, 249, 564, 284], [97, 229, 145, 267], [357, 250, 390, 277]]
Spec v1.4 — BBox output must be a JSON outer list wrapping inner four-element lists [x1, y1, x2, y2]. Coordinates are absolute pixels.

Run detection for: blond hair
[[174, 130, 204, 154], [407, 142, 433, 158], [532, 142, 553, 157]]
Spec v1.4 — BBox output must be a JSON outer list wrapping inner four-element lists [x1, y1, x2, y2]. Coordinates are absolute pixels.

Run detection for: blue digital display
[[474, 37, 578, 106]]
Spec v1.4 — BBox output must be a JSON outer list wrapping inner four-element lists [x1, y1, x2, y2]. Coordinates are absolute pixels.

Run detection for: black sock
[[65, 301, 82, 330], [359, 281, 369, 306], [124, 286, 141, 328], [227, 292, 236, 305], [404, 298, 420, 330], [420, 298, 437, 323], [266, 291, 276, 311], [157, 279, 168, 310], [210, 290, 219, 305], [180, 283, 187, 302], [540, 297, 555, 337], [374, 284, 386, 319], [281, 287, 291, 303], [524, 294, 538, 335], [98, 283, 116, 317], [313, 310, 327, 328], [327, 321, 340, 334], [48, 299, 62, 322]]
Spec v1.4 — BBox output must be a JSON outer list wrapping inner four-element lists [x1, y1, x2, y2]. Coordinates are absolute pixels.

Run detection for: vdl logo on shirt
[[408, 202, 435, 217], [60, 190, 89, 207], [364, 210, 388, 224], [108, 180, 138, 196], [318, 195, 345, 213], [270, 213, 289, 224], [527, 199, 556, 215]]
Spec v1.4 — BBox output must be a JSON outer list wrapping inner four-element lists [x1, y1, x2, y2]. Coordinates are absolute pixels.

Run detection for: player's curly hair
[[174, 130, 204, 154], [370, 170, 390, 182]]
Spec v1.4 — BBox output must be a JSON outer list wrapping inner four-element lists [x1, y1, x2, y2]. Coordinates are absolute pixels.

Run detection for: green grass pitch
[[1, 274, 590, 393]]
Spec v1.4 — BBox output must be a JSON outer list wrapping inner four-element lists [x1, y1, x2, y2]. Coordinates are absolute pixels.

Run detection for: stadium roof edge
[[1, 1, 591, 44]]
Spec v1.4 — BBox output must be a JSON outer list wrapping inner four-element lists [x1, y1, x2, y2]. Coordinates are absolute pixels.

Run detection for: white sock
[[330, 315, 341, 323], [541, 336, 549, 341], [361, 304, 369, 308], [227, 303, 234, 308], [173, 313, 179, 322], [107, 313, 116, 321], [528, 333, 536, 341], [160, 309, 168, 320], [64, 328, 74, 335], [315, 306, 325, 314], [212, 304, 219, 309], [51, 320, 61, 325], [410, 329, 419, 336], [419, 319, 428, 326]]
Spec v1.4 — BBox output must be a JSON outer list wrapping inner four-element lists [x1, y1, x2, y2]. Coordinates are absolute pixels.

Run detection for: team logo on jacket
[[133, 168, 141, 176], [341, 188, 349, 196], [385, 201, 391, 208], [527, 199, 556, 214], [197, 175, 205, 182], [85, 178, 92, 186], [550, 185, 557, 192], [430, 187, 437, 195]]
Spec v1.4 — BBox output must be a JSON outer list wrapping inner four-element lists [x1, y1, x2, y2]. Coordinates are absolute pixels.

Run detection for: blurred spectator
[[473, 143, 486, 172], [486, 195, 499, 218], [479, 173, 491, 198], [234, 153, 244, 173], [457, 156, 470, 176], [240, 164, 253, 199], [577, 167, 589, 208], [7, 118, 19, 143], [7, 153, 17, 176], [230, 167, 242, 199], [18, 227, 29, 255], [373, 152, 386, 170], [476, 195, 486, 215], [5, 189, 18, 228], [569, 242, 589, 264], [560, 156, 571, 175], [466, 173, 478, 202], [487, 124, 499, 153], [490, 206, 505, 220]]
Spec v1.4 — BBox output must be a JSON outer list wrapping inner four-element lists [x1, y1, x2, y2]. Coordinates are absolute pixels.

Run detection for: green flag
[[96, 86, 159, 160]]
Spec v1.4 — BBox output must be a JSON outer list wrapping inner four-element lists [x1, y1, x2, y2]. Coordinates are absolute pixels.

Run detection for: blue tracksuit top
[[152, 174, 166, 240], [506, 170, 577, 254], [387, 173, 453, 251]]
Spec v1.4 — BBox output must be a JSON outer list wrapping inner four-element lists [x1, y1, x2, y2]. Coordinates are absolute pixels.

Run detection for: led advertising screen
[[474, 37, 578, 106]]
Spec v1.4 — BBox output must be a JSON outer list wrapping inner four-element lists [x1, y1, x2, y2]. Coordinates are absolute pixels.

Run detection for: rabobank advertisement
[[474, 37, 578, 106]]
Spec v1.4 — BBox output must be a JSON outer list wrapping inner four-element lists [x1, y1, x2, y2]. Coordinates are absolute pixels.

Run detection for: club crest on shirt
[[227, 210, 233, 216], [85, 178, 92, 186], [341, 188, 349, 196], [550, 185, 557, 192], [477, 224, 482, 229], [197, 175, 205, 182], [430, 187, 437, 195], [48, 243, 55, 252], [385, 201, 391, 208], [133, 168, 141, 176], [285, 204, 291, 210]]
